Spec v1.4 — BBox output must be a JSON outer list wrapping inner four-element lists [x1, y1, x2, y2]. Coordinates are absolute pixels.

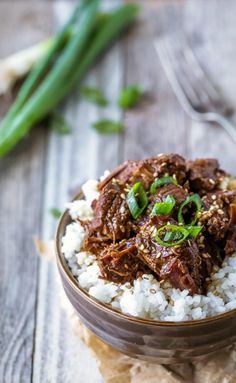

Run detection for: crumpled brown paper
[[35, 239, 236, 383]]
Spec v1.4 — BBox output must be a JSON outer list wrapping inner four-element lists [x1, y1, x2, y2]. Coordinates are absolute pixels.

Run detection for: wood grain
[[1, 0, 236, 382], [0, 3, 52, 383]]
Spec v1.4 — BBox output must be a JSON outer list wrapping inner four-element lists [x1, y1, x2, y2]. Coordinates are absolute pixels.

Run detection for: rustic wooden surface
[[1, 1, 236, 382]]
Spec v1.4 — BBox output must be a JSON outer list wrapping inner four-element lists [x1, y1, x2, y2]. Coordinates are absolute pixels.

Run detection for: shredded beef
[[225, 227, 236, 255], [98, 239, 149, 284], [99, 154, 187, 191], [135, 216, 207, 294], [199, 191, 236, 241], [187, 159, 225, 193], [81, 154, 236, 294], [82, 181, 132, 255]]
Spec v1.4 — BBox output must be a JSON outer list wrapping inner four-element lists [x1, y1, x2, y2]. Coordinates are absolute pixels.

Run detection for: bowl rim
[[55, 192, 236, 327]]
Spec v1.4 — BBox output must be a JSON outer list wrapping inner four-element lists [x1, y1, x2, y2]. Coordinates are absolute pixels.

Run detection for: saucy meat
[[98, 239, 150, 284], [187, 159, 225, 193], [82, 154, 236, 295], [135, 216, 206, 294]]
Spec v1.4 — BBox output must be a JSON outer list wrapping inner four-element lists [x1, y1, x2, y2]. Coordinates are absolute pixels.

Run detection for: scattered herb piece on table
[[118, 84, 144, 109], [51, 114, 71, 135], [49, 208, 62, 219], [80, 86, 108, 106], [92, 119, 124, 134]]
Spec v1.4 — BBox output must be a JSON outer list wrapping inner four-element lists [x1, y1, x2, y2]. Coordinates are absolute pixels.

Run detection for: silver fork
[[154, 34, 236, 143]]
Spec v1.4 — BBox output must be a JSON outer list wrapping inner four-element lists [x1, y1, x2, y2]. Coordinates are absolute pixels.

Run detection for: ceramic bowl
[[55, 193, 236, 364]]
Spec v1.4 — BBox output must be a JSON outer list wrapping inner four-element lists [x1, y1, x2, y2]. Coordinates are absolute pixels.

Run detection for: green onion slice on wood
[[151, 195, 176, 216], [127, 182, 148, 219], [178, 194, 202, 225], [150, 176, 177, 195]]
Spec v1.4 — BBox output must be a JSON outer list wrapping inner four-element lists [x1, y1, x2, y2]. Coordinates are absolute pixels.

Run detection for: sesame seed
[[202, 253, 211, 258], [150, 226, 155, 233], [211, 195, 216, 200], [199, 236, 205, 243], [149, 288, 156, 294], [140, 244, 145, 251], [209, 178, 215, 185], [120, 193, 126, 199]]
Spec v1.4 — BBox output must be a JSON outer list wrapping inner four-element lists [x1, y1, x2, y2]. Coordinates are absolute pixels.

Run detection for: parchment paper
[[35, 240, 236, 383]]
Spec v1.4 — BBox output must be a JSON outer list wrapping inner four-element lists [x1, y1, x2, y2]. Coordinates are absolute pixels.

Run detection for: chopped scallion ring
[[150, 176, 177, 195], [178, 194, 202, 225], [151, 195, 176, 216], [155, 224, 189, 247], [127, 181, 148, 219]]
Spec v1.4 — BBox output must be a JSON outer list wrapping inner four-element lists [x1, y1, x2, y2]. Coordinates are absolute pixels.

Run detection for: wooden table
[[0, 1, 236, 382]]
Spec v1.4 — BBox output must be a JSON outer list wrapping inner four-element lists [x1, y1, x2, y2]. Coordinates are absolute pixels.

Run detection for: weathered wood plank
[[123, 1, 188, 161], [0, 2, 52, 383], [32, 2, 122, 382], [124, 0, 236, 173], [183, 0, 236, 175]]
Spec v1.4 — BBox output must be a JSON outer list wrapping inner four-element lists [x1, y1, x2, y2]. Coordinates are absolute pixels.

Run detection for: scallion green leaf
[[178, 194, 202, 225], [92, 119, 124, 134], [150, 176, 178, 195], [185, 225, 203, 238], [151, 195, 176, 216], [0, 2, 139, 157], [80, 86, 108, 106], [118, 84, 144, 109], [127, 181, 148, 219]]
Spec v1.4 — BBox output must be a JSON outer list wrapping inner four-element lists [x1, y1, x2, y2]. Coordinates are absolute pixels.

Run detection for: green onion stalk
[[0, 0, 139, 157]]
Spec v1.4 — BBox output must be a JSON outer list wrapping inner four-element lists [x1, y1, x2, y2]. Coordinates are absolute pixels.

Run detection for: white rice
[[62, 176, 236, 322]]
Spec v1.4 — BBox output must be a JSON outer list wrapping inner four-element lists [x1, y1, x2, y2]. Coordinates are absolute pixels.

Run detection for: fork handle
[[212, 114, 236, 143]]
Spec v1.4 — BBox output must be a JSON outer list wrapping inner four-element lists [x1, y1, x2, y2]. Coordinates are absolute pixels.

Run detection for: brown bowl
[[55, 193, 236, 364]]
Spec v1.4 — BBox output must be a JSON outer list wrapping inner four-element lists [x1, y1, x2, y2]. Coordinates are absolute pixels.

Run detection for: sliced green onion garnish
[[178, 194, 202, 225], [127, 182, 148, 219], [185, 225, 203, 238], [151, 195, 176, 216], [150, 176, 177, 195], [155, 224, 189, 247]]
